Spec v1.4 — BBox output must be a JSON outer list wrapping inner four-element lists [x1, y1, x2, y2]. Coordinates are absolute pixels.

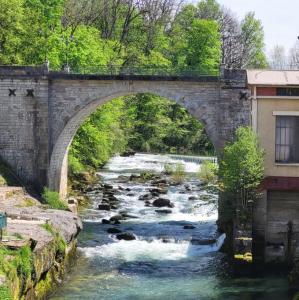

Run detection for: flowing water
[[51, 153, 291, 300]]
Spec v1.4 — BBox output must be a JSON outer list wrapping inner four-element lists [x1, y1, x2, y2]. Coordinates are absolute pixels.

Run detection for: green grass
[[42, 188, 68, 210]]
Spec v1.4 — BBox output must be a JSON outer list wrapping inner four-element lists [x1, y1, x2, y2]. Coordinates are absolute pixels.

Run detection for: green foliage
[[198, 160, 218, 184], [240, 12, 268, 68], [0, 0, 24, 64], [220, 127, 264, 194], [69, 98, 128, 175], [219, 127, 264, 224], [17, 246, 32, 280], [185, 19, 221, 73], [0, 285, 12, 300], [42, 188, 68, 210], [69, 94, 213, 176]]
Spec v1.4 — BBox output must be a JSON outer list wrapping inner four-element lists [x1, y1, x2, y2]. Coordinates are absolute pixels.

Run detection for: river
[[51, 153, 290, 300]]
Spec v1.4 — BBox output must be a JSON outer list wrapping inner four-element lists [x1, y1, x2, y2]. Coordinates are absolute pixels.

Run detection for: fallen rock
[[98, 204, 111, 211], [116, 233, 136, 241], [188, 196, 198, 201], [107, 228, 122, 234]]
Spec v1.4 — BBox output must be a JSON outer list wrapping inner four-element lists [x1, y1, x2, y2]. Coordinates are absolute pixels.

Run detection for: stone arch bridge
[[0, 66, 250, 197]]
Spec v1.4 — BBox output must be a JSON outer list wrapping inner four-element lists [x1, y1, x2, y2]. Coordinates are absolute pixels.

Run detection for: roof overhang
[[247, 70, 299, 86]]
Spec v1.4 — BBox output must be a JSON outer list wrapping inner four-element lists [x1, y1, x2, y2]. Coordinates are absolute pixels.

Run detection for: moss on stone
[[34, 270, 53, 299], [41, 223, 67, 255]]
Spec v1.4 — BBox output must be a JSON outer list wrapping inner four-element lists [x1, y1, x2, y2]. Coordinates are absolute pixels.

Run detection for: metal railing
[[66, 65, 220, 77]]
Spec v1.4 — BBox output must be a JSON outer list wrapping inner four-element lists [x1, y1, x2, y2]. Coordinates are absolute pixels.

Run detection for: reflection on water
[[51, 154, 291, 300]]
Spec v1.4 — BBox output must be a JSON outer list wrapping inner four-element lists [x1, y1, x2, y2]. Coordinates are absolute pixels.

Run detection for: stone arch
[[48, 88, 219, 198]]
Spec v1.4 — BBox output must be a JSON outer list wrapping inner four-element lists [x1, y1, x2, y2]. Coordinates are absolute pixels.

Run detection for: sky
[[193, 0, 299, 55]]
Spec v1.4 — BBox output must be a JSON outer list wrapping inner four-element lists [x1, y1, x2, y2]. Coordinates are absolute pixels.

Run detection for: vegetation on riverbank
[[219, 127, 264, 226], [42, 188, 68, 210], [0, 245, 33, 300]]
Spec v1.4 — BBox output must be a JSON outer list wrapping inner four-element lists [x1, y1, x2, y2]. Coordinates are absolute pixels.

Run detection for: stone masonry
[[0, 66, 251, 197]]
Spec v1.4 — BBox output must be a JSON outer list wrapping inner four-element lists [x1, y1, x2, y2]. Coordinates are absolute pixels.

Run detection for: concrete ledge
[[0, 65, 48, 77], [49, 72, 220, 82]]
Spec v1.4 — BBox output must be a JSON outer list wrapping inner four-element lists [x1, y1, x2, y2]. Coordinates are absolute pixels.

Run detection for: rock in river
[[98, 204, 111, 211], [153, 198, 174, 208], [107, 228, 122, 234], [116, 233, 136, 241], [155, 209, 172, 214], [183, 225, 196, 229], [190, 238, 216, 245], [102, 219, 111, 224]]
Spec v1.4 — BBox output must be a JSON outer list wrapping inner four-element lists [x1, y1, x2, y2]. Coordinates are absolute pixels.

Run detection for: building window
[[275, 116, 299, 163], [277, 88, 299, 96]]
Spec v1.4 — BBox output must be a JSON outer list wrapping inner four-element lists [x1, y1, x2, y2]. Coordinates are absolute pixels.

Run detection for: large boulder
[[116, 233, 136, 241], [152, 198, 174, 208]]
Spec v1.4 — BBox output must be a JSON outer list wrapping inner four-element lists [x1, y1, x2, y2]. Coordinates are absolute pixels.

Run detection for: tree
[[289, 41, 299, 70], [239, 12, 267, 68], [185, 19, 221, 73], [219, 127, 264, 224], [0, 0, 24, 64], [269, 45, 287, 70]]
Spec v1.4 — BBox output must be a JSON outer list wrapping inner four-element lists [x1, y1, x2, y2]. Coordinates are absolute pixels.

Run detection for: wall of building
[[257, 97, 299, 177]]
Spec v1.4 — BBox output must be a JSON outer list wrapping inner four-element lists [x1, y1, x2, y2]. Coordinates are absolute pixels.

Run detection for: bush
[[164, 163, 174, 175], [198, 160, 218, 184], [172, 163, 186, 183], [42, 188, 68, 210]]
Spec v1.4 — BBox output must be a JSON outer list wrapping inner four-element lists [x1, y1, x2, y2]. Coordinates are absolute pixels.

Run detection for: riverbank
[[0, 186, 82, 299]]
